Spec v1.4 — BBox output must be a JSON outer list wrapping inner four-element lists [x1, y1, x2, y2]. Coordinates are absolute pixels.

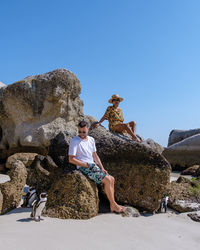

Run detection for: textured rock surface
[[48, 121, 170, 212], [168, 129, 200, 146], [27, 155, 59, 194], [49, 130, 76, 169], [121, 206, 140, 217], [85, 115, 164, 154], [171, 200, 200, 212], [163, 134, 200, 170], [0, 190, 3, 212], [46, 171, 99, 219], [181, 165, 200, 177], [89, 125, 171, 212], [0, 160, 27, 214], [0, 69, 83, 159], [143, 138, 164, 154], [6, 153, 38, 169], [168, 177, 200, 213], [188, 212, 200, 222], [0, 164, 6, 173]]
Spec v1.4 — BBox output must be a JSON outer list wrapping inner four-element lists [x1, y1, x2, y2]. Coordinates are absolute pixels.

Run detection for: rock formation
[[0, 160, 27, 214], [27, 155, 59, 194], [46, 171, 99, 219], [181, 165, 200, 177], [0, 163, 6, 173], [0, 190, 3, 212], [168, 177, 200, 213], [89, 125, 171, 212], [48, 114, 171, 212], [163, 132, 200, 170], [188, 212, 200, 222], [0, 69, 171, 217], [0, 69, 83, 160], [6, 153, 37, 169], [168, 129, 200, 146]]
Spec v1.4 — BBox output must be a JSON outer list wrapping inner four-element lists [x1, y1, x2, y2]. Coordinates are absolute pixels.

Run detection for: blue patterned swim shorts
[[79, 164, 106, 184]]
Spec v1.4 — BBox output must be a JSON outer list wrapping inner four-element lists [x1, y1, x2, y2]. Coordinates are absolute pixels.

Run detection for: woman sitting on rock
[[94, 94, 142, 142]]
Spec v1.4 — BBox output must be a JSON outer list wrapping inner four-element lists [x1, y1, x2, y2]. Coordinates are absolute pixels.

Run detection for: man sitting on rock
[[68, 120, 126, 213]]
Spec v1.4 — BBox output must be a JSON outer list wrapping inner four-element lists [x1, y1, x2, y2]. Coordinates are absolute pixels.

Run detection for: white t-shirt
[[68, 136, 96, 168]]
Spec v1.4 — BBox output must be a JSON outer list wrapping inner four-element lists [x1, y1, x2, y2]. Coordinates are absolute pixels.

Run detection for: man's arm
[[69, 155, 89, 168], [92, 152, 108, 174]]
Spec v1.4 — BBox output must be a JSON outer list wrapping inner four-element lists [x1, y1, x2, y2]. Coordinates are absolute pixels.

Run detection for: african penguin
[[31, 192, 47, 222], [160, 195, 169, 213], [23, 187, 38, 208]]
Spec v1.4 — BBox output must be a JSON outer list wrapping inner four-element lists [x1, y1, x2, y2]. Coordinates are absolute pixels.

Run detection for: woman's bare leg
[[129, 121, 136, 134], [129, 121, 142, 142], [113, 123, 140, 142]]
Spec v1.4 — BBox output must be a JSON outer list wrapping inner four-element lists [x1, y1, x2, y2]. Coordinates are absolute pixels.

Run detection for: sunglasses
[[112, 98, 120, 102], [78, 131, 86, 134]]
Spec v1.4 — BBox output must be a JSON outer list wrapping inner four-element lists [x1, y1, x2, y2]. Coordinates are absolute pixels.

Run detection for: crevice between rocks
[[0, 126, 2, 143]]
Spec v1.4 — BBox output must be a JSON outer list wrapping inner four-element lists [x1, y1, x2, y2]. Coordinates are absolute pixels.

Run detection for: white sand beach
[[0, 208, 199, 250], [1, 173, 199, 250]]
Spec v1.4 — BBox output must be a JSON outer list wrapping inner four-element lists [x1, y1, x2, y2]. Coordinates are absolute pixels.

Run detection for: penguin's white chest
[[35, 202, 46, 217]]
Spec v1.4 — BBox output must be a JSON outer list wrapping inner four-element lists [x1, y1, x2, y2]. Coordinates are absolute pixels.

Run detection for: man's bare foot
[[110, 203, 126, 213]]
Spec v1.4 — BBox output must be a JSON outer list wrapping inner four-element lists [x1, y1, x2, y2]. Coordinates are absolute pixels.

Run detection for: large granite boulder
[[0, 164, 6, 173], [49, 130, 76, 169], [163, 134, 200, 170], [27, 155, 99, 219], [142, 138, 164, 154], [0, 69, 83, 160], [6, 153, 38, 169], [46, 171, 99, 219], [0, 160, 27, 214], [88, 125, 171, 212], [48, 120, 170, 212], [168, 129, 200, 146], [27, 155, 59, 194], [85, 115, 164, 154], [168, 177, 200, 213], [188, 212, 200, 222], [0, 190, 3, 212], [181, 165, 200, 177]]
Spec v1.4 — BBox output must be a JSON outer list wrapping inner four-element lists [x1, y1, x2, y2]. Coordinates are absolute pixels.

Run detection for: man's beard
[[79, 134, 88, 139]]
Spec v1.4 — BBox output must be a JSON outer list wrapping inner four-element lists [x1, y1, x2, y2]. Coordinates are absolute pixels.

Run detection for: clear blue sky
[[1, 0, 200, 146]]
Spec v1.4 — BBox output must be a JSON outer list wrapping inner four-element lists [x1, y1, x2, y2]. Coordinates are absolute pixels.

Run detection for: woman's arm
[[95, 115, 106, 126], [94, 107, 110, 127]]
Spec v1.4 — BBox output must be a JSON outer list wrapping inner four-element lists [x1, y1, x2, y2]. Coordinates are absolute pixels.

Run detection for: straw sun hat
[[108, 94, 124, 103]]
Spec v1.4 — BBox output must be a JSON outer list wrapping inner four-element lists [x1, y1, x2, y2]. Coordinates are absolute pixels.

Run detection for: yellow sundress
[[103, 106, 124, 132]]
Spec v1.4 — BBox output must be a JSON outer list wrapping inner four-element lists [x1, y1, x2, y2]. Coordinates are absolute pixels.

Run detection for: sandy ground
[[0, 173, 199, 250], [0, 208, 199, 250]]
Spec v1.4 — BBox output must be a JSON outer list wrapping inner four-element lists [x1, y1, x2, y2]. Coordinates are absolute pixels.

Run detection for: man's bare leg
[[101, 175, 126, 213]]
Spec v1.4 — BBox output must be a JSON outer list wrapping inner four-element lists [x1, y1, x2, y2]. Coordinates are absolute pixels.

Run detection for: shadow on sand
[[17, 217, 32, 222], [4, 207, 32, 216]]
